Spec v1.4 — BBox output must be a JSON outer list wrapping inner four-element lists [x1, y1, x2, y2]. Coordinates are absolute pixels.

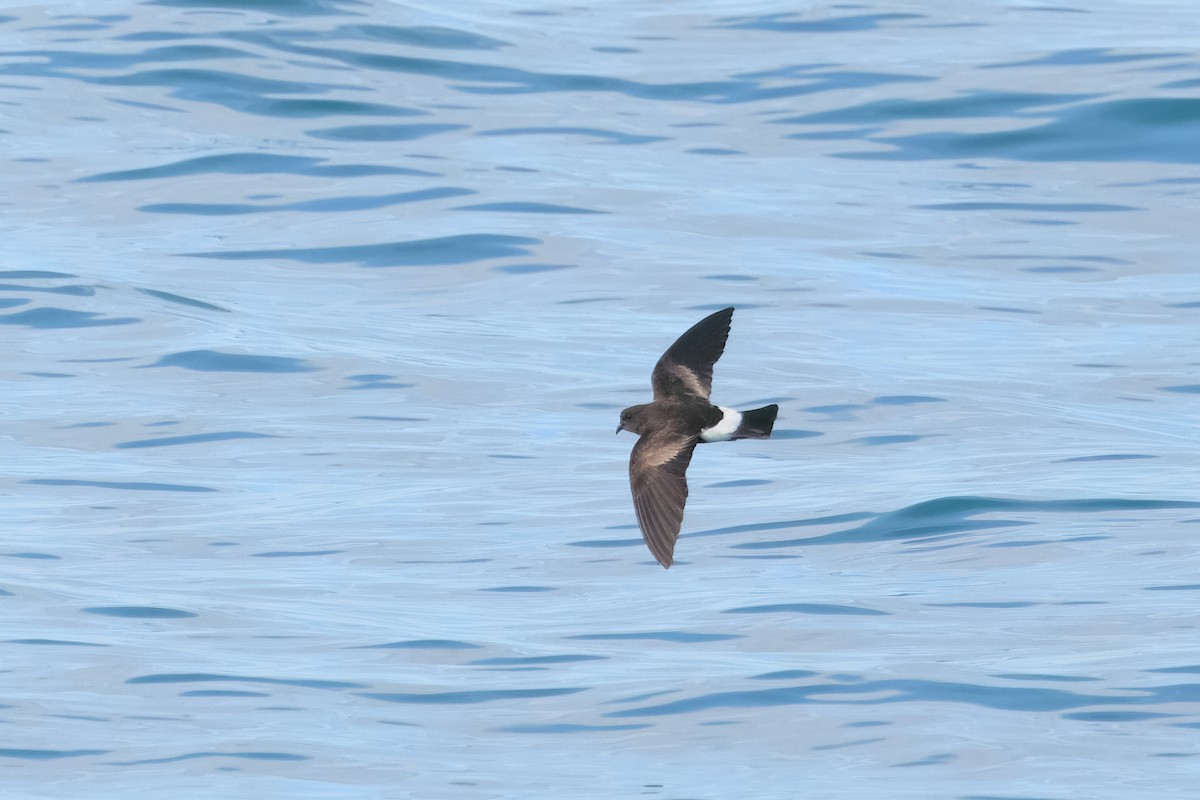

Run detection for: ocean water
[[3, 0, 1200, 797]]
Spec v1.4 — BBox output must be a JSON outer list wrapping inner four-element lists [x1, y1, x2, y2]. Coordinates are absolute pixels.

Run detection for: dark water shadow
[[126, 672, 366, 690], [24, 478, 218, 493], [137, 288, 230, 312], [360, 687, 585, 705], [0, 282, 95, 296], [185, 233, 540, 268], [315, 23, 510, 51], [106, 750, 310, 766], [454, 201, 604, 214], [143, 349, 318, 372], [605, 675, 1200, 718], [0, 748, 110, 760], [475, 126, 667, 145], [353, 639, 480, 650], [114, 431, 276, 449], [725, 603, 889, 616], [775, 91, 1096, 127], [7, 638, 109, 647], [468, 655, 606, 667], [83, 606, 197, 619], [146, 0, 369, 17], [713, 12, 926, 33], [729, 496, 1200, 552], [578, 496, 1197, 555], [983, 48, 1190, 70], [837, 98, 1200, 164], [79, 153, 439, 183], [217, 28, 932, 104], [500, 722, 650, 734], [916, 201, 1138, 213], [91, 68, 371, 117], [566, 631, 742, 644], [306, 122, 468, 141], [140, 186, 474, 215], [344, 374, 414, 390], [0, 308, 139, 328]]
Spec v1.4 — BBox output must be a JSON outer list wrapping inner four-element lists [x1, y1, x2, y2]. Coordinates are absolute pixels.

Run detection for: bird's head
[[616, 404, 650, 435]]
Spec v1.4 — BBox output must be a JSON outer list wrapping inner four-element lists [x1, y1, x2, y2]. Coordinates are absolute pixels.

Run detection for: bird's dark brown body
[[617, 398, 722, 441], [616, 307, 778, 568]]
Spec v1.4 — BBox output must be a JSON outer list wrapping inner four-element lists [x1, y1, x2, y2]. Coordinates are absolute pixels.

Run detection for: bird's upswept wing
[[650, 307, 733, 401]]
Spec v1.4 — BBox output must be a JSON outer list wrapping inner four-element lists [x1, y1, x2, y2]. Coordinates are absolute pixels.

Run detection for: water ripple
[[107, 750, 310, 766], [0, 748, 110, 760], [0, 281, 95, 296], [454, 201, 605, 214], [777, 91, 1095, 126], [468, 655, 606, 667], [186, 233, 541, 267], [725, 603, 890, 616], [844, 98, 1200, 163], [135, 288, 230, 312], [126, 673, 366, 690], [88, 67, 363, 117], [606, 677, 1200, 718], [145, 350, 318, 372], [140, 186, 474, 215], [360, 688, 585, 705], [7, 639, 109, 647], [354, 640, 480, 650], [330, 24, 510, 51], [306, 122, 468, 141], [733, 496, 1200, 550], [83, 606, 197, 619], [566, 632, 742, 643], [501, 723, 650, 734], [475, 126, 668, 145], [24, 479, 218, 493], [78, 153, 438, 183], [147, 0, 366, 17], [0, 308, 139, 328], [985, 48, 1190, 69], [114, 431, 276, 449], [916, 201, 1139, 213], [715, 12, 926, 33]]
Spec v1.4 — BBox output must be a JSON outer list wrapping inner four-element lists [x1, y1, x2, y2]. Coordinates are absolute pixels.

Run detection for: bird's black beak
[[615, 423, 623, 435]]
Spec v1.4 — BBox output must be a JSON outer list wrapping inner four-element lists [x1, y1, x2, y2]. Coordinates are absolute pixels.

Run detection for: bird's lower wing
[[630, 434, 698, 568]]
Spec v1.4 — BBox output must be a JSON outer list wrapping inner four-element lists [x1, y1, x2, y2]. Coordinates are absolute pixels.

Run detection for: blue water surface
[[3, 1, 1200, 798]]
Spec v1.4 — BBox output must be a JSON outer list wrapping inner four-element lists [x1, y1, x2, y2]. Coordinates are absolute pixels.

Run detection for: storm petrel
[[616, 307, 778, 569]]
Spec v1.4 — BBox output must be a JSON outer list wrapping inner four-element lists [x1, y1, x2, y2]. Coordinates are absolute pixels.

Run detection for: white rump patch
[[700, 407, 742, 442]]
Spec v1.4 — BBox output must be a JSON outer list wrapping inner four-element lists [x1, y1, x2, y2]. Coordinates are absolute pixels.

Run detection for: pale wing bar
[[650, 307, 733, 401], [629, 435, 697, 568]]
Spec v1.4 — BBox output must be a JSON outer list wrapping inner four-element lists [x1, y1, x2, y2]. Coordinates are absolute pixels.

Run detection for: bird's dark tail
[[734, 404, 778, 440]]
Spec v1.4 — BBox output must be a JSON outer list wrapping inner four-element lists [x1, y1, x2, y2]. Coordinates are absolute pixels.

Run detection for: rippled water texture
[[3, 1, 1200, 797]]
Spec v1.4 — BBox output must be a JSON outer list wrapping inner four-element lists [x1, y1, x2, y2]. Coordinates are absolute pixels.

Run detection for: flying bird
[[616, 307, 778, 568]]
